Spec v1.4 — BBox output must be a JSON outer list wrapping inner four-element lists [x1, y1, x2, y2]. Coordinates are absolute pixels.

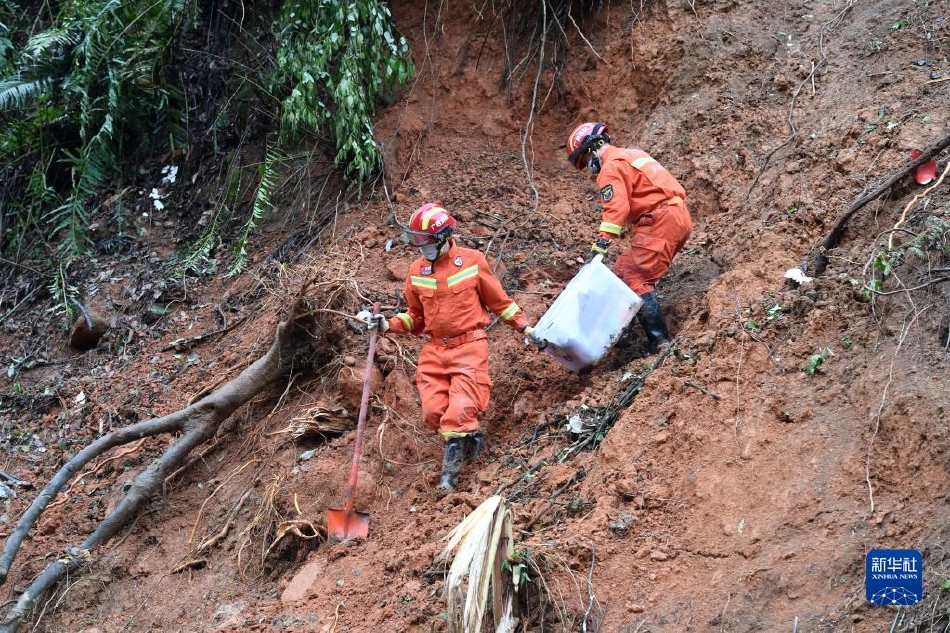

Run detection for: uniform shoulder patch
[[454, 255, 463, 267], [600, 184, 614, 201], [419, 264, 432, 276]]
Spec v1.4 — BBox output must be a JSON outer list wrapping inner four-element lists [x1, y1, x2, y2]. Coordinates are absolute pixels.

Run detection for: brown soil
[[2, 0, 950, 631]]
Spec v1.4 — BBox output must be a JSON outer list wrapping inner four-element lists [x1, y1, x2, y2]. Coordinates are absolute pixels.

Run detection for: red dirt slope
[[1, 0, 949, 631]]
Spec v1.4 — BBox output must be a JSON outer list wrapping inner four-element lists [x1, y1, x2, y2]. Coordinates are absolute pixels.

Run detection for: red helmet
[[566, 121, 610, 170], [404, 203, 457, 246]]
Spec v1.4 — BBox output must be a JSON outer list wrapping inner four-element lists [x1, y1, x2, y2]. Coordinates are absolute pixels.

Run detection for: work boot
[[464, 432, 485, 461], [637, 291, 671, 350], [438, 438, 466, 493]]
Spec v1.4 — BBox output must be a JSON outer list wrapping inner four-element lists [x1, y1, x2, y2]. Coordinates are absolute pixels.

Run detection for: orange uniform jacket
[[594, 146, 692, 295], [595, 145, 687, 234], [387, 243, 528, 338], [386, 242, 527, 438]]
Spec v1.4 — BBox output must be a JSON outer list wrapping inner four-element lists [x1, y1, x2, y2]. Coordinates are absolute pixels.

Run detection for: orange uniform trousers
[[416, 335, 491, 438], [614, 201, 692, 296]]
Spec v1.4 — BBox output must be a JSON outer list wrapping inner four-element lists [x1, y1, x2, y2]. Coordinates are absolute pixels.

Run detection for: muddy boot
[[464, 432, 485, 461], [637, 291, 671, 351], [438, 438, 466, 493]]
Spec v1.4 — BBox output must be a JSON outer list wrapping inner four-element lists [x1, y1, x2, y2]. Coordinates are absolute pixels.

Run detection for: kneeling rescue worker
[[566, 121, 692, 349], [357, 203, 539, 493]]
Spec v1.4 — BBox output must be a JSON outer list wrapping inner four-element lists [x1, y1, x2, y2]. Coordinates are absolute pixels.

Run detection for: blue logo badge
[[420, 265, 432, 276], [866, 549, 922, 606]]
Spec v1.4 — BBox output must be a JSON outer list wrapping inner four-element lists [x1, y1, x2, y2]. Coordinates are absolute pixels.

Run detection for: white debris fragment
[[567, 415, 585, 434], [149, 188, 166, 210], [160, 165, 178, 185], [784, 268, 813, 284]]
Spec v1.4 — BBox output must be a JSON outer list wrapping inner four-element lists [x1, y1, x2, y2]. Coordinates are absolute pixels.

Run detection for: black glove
[[523, 326, 546, 349], [589, 237, 611, 262]]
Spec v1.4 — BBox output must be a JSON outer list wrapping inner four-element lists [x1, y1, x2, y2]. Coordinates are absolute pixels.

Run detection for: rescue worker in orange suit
[[566, 121, 692, 349], [356, 203, 539, 493]]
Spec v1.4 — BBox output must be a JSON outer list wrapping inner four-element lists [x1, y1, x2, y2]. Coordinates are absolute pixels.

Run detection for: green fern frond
[[0, 76, 53, 109], [0, 0, 189, 259], [175, 210, 223, 276], [228, 149, 280, 276], [47, 261, 80, 320], [25, 28, 79, 57]]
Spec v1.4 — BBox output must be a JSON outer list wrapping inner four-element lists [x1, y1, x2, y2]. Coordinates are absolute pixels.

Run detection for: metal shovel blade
[[326, 507, 370, 542], [326, 302, 379, 544]]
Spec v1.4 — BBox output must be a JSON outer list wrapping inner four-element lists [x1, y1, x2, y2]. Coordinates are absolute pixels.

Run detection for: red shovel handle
[[342, 302, 380, 514]]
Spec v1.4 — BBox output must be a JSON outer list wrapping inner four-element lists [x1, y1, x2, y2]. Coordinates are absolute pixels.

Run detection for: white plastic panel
[[532, 256, 643, 373]]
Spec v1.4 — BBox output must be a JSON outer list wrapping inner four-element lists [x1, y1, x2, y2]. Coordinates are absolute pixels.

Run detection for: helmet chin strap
[[588, 153, 602, 174], [420, 238, 450, 261]]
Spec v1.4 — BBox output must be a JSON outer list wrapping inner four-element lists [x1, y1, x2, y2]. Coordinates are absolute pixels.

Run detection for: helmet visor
[[404, 228, 438, 247]]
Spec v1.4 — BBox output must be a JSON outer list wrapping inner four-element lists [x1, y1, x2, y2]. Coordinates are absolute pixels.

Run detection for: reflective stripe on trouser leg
[[614, 204, 692, 295], [439, 339, 491, 438], [417, 344, 449, 432]]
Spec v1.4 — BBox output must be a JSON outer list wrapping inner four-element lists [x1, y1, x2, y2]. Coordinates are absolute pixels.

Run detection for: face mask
[[419, 242, 443, 261], [588, 153, 602, 175]]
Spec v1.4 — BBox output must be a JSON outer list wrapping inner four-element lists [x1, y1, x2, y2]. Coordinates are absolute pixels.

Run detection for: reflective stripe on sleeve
[[598, 222, 623, 235], [499, 302, 520, 321], [410, 276, 438, 289], [631, 156, 657, 169], [446, 265, 479, 288], [396, 313, 414, 330]]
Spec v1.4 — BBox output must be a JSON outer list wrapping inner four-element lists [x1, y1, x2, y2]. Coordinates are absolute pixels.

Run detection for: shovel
[[327, 302, 380, 542]]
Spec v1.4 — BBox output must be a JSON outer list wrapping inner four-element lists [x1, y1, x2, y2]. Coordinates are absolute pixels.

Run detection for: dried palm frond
[[439, 495, 519, 633]]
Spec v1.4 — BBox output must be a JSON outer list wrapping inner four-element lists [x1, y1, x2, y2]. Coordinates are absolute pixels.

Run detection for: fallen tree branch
[[0, 306, 311, 631], [813, 132, 950, 275], [0, 411, 190, 586]]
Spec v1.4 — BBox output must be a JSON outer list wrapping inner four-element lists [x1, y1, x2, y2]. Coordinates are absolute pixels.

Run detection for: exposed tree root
[[0, 300, 314, 632]]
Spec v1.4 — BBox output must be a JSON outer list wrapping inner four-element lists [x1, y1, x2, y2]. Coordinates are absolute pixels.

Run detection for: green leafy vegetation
[[857, 217, 950, 304], [0, 0, 413, 306], [229, 147, 280, 275], [502, 549, 532, 590], [806, 345, 833, 375], [273, 0, 412, 183], [0, 0, 187, 256]]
